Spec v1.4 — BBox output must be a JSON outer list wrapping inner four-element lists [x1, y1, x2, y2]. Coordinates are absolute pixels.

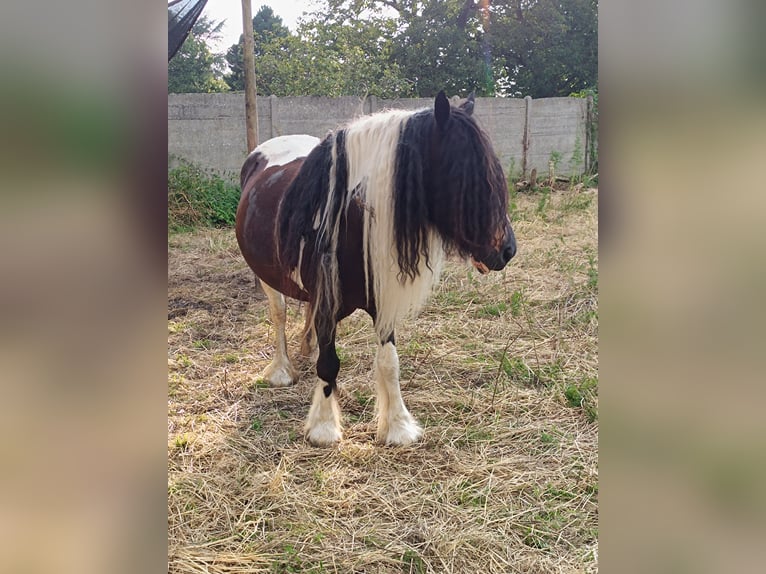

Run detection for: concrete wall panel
[[168, 93, 592, 182]]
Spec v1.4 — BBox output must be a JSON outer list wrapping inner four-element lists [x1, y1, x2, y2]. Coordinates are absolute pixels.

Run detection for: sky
[[202, 0, 318, 52]]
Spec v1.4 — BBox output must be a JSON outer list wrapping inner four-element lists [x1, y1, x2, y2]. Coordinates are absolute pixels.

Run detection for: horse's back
[[240, 134, 320, 189], [236, 135, 320, 300]]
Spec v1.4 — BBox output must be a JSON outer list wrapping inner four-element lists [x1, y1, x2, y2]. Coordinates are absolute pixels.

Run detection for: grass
[[168, 187, 598, 573], [168, 160, 240, 232], [478, 301, 508, 318], [402, 549, 427, 574]]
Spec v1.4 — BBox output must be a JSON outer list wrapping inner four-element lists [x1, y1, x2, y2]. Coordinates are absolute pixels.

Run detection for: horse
[[235, 91, 516, 447]]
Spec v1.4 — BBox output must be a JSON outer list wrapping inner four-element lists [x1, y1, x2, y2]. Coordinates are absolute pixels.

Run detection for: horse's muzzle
[[473, 228, 516, 273]]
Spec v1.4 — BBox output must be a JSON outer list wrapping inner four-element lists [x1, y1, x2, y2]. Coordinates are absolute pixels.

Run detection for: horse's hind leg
[[374, 333, 422, 446], [299, 302, 317, 358], [258, 280, 298, 387], [304, 324, 342, 446]]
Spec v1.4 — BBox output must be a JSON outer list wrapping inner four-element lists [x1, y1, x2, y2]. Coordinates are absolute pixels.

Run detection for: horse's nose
[[501, 230, 516, 264]]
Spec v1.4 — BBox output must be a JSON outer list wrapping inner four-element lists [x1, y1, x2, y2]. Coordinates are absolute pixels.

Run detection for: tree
[[224, 6, 290, 91], [390, 1, 491, 96], [219, 0, 597, 98], [225, 6, 411, 97], [168, 15, 228, 93], [489, 0, 598, 97], [318, 0, 597, 98]]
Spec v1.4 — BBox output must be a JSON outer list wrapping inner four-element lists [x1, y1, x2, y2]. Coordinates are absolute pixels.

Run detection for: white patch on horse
[[305, 380, 342, 446], [266, 168, 285, 186], [291, 238, 306, 290], [374, 341, 422, 445], [257, 280, 297, 387], [247, 134, 320, 170]]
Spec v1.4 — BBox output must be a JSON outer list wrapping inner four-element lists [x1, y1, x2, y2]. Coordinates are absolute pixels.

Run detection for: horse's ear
[[435, 90, 450, 128], [460, 91, 475, 116]]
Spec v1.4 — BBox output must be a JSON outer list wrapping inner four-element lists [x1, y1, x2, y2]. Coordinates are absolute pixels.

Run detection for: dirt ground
[[168, 187, 598, 573]]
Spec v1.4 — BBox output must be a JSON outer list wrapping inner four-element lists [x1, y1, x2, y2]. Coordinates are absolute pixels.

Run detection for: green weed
[[174, 433, 192, 451], [192, 338, 212, 350], [403, 339, 426, 356], [571, 308, 598, 327], [522, 527, 549, 549], [456, 479, 488, 507], [508, 185, 519, 218], [570, 87, 598, 173], [507, 157, 520, 184], [434, 288, 475, 307], [536, 187, 551, 217], [559, 191, 593, 214], [270, 544, 304, 573], [510, 290, 524, 317], [586, 255, 598, 291], [168, 160, 240, 232], [401, 548, 426, 574], [540, 431, 558, 446], [569, 135, 584, 178], [353, 389, 372, 408], [563, 377, 598, 422], [168, 373, 184, 396], [501, 356, 537, 386], [500, 356, 563, 389], [478, 301, 508, 318], [544, 484, 577, 501], [463, 427, 493, 444], [549, 150, 563, 172]]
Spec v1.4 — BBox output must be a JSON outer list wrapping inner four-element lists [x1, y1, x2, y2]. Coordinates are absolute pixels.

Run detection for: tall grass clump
[[168, 160, 240, 232]]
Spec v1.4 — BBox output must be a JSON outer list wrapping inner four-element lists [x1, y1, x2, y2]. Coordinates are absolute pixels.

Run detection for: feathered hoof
[[378, 415, 423, 446], [305, 421, 342, 447], [261, 361, 297, 387]]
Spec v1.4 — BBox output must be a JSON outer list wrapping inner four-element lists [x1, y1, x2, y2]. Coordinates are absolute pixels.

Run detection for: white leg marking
[[305, 380, 342, 446], [259, 280, 297, 387], [375, 342, 422, 446]]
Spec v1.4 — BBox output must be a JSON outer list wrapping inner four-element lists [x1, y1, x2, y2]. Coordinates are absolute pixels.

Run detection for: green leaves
[[167, 161, 240, 231], [168, 16, 228, 93], [227, 13, 411, 98], [170, 1, 597, 99]]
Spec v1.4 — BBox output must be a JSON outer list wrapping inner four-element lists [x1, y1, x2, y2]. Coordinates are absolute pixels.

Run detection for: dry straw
[[169, 188, 598, 573]]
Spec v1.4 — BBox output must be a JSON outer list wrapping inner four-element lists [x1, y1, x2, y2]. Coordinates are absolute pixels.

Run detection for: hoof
[[261, 362, 297, 387], [378, 414, 423, 446], [305, 422, 342, 447]]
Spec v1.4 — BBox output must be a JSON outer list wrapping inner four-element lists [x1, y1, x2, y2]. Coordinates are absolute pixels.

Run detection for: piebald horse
[[236, 91, 516, 446]]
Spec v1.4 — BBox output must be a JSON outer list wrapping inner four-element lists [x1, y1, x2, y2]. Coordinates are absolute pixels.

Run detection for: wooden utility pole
[[241, 0, 258, 152]]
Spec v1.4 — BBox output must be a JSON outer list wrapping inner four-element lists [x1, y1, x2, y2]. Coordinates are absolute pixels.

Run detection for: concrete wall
[[168, 93, 593, 181]]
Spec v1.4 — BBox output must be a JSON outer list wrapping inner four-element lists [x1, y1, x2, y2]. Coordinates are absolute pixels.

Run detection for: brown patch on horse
[[236, 158, 310, 301]]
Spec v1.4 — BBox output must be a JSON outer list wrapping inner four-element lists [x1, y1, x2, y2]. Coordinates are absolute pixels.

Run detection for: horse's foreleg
[[299, 302, 317, 358], [258, 280, 297, 387], [304, 323, 342, 446], [374, 333, 422, 446]]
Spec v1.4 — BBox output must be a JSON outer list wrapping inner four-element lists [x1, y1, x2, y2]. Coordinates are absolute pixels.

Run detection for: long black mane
[[277, 103, 508, 285], [277, 130, 350, 336], [393, 107, 508, 280], [277, 134, 335, 272]]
